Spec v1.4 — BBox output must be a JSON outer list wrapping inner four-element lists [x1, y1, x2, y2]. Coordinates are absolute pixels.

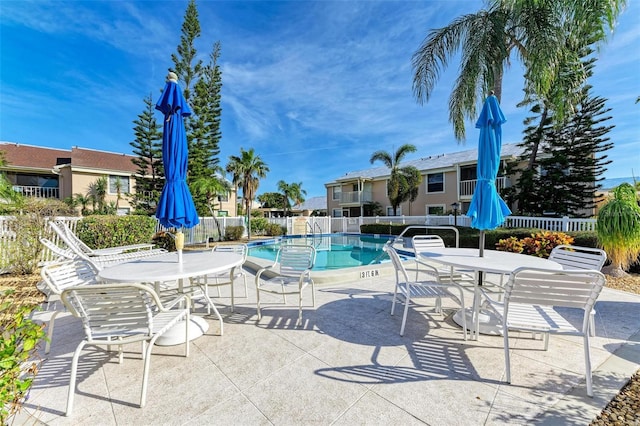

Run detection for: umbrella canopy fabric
[[466, 95, 511, 231], [155, 74, 200, 229]]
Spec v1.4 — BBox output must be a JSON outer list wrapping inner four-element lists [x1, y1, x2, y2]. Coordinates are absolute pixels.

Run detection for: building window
[[426, 172, 444, 193], [217, 210, 228, 217], [109, 175, 130, 194], [426, 205, 445, 215], [332, 208, 342, 217], [332, 186, 341, 201], [386, 206, 402, 216], [116, 207, 130, 216], [218, 193, 229, 202]]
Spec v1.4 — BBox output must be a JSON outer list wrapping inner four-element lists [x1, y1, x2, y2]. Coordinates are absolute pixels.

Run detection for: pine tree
[[129, 94, 163, 214], [508, 44, 613, 217], [170, 0, 202, 104], [189, 42, 223, 213], [536, 91, 613, 217]]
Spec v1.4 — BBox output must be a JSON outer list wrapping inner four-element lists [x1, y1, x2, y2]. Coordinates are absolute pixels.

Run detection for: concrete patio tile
[[187, 392, 271, 425], [9, 271, 640, 426], [193, 319, 308, 391], [332, 391, 427, 425], [242, 353, 368, 424], [368, 367, 499, 424]]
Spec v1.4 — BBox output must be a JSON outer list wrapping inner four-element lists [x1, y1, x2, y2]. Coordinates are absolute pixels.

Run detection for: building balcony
[[337, 191, 373, 205], [459, 177, 506, 197], [12, 185, 59, 199]]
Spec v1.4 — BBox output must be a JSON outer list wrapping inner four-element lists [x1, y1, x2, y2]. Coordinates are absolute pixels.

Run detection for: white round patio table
[[98, 250, 243, 345], [419, 248, 563, 339]]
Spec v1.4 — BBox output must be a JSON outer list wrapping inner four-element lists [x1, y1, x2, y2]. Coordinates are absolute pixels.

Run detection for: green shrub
[[76, 215, 157, 249], [265, 223, 284, 236], [250, 218, 268, 235], [224, 226, 244, 241], [152, 231, 175, 251], [0, 290, 46, 422]]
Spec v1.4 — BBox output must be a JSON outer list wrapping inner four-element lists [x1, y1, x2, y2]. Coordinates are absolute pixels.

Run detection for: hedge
[[75, 215, 157, 249]]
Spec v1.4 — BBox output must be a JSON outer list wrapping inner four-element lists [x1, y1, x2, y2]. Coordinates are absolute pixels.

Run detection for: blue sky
[[1, 0, 638, 198]]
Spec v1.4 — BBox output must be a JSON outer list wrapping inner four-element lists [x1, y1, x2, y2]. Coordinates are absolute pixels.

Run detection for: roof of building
[[293, 196, 327, 211], [326, 143, 524, 184], [0, 142, 138, 173]]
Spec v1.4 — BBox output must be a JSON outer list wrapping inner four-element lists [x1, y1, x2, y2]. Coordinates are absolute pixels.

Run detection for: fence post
[[562, 216, 569, 232]]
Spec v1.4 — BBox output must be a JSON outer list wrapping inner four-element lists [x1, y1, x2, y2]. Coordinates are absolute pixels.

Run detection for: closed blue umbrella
[[155, 72, 200, 235], [466, 94, 511, 257]]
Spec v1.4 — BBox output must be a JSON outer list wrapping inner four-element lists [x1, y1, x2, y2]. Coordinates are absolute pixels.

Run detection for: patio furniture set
[[37, 221, 607, 416]]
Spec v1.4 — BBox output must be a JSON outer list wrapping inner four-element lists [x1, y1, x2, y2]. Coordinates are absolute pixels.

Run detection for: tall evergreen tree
[[189, 42, 223, 213], [130, 94, 163, 214], [508, 46, 614, 217], [171, 0, 202, 104]]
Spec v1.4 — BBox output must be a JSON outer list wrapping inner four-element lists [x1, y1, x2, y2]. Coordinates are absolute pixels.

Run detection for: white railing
[[329, 214, 595, 233], [504, 215, 597, 232], [12, 185, 59, 198], [0, 212, 598, 273], [339, 190, 373, 204], [459, 177, 506, 197]]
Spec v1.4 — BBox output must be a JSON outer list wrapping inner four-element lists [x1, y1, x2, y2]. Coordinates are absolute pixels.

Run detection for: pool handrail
[[395, 225, 460, 248]]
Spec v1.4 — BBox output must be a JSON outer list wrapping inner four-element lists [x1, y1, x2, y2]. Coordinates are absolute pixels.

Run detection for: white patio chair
[[190, 244, 248, 313], [411, 235, 475, 285], [255, 244, 316, 326], [39, 259, 100, 353], [482, 267, 606, 397], [60, 283, 190, 416], [549, 245, 607, 336], [385, 243, 467, 339], [47, 221, 166, 269], [51, 219, 155, 256], [40, 237, 76, 263]]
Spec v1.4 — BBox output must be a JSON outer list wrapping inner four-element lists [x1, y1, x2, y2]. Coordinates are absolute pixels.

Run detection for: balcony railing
[[12, 185, 59, 199], [459, 177, 506, 197], [339, 190, 373, 204]]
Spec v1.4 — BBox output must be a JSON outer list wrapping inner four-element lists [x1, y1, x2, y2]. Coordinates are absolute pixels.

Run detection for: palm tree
[[277, 180, 292, 216], [412, 0, 626, 141], [277, 180, 307, 216], [226, 148, 269, 239], [597, 183, 640, 277], [190, 169, 231, 242], [87, 176, 108, 214], [370, 144, 417, 216], [402, 166, 422, 215], [289, 182, 306, 210], [73, 193, 91, 216]]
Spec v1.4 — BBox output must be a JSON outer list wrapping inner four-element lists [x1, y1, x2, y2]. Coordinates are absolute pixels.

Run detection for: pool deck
[[13, 268, 640, 425]]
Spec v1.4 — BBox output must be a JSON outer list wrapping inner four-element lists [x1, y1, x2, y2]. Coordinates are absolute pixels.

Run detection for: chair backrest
[[41, 259, 99, 295], [213, 244, 248, 262], [61, 283, 160, 341], [276, 245, 316, 277], [383, 243, 410, 284], [505, 267, 606, 327], [49, 220, 95, 256], [411, 235, 446, 255], [40, 237, 77, 262], [549, 245, 607, 271]]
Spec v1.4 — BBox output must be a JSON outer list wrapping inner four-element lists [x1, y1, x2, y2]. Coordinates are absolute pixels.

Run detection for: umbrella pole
[[478, 230, 485, 285]]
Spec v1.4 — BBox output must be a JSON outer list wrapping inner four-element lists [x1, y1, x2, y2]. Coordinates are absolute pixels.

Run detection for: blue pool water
[[247, 233, 394, 271]]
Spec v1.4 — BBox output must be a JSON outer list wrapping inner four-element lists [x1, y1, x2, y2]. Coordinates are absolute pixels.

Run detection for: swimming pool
[[247, 233, 394, 271]]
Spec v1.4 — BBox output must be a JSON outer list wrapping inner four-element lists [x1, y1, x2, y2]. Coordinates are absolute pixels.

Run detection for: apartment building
[[0, 142, 237, 216], [325, 143, 524, 218]]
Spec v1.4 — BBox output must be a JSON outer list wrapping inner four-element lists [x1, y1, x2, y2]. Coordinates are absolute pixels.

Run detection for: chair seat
[[397, 282, 459, 299], [258, 276, 312, 294], [487, 300, 578, 334]]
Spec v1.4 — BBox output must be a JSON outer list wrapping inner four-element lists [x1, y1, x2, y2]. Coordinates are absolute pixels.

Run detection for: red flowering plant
[[496, 231, 574, 258]]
